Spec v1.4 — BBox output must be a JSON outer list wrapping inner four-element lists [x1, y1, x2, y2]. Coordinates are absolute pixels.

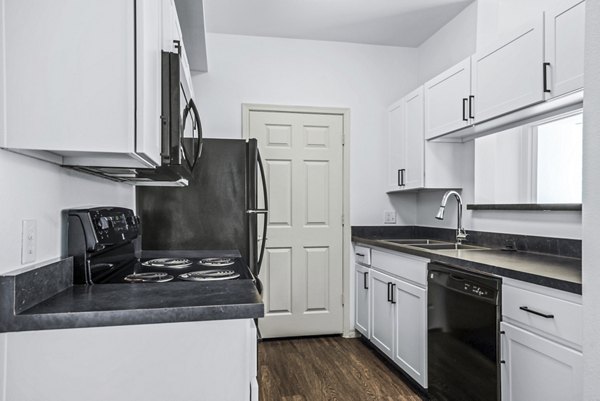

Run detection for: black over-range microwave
[[72, 42, 203, 186]]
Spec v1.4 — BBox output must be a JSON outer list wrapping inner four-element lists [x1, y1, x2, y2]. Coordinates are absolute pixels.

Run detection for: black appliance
[[136, 138, 268, 292], [428, 263, 501, 401], [65, 207, 252, 285], [70, 45, 202, 186]]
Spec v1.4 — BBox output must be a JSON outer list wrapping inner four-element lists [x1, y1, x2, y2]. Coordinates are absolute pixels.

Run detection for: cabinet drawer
[[371, 249, 429, 286], [354, 245, 371, 266], [503, 283, 582, 347]]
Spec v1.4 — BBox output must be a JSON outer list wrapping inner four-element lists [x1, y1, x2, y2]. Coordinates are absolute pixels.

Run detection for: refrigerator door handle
[[246, 209, 268, 214], [256, 149, 268, 273]]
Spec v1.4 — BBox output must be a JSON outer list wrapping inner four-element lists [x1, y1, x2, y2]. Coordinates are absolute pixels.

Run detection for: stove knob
[[98, 217, 110, 230]]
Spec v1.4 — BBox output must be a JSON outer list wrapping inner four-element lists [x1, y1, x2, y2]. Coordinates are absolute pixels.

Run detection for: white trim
[[242, 103, 353, 337]]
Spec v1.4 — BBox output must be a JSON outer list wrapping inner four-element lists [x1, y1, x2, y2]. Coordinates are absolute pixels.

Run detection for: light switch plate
[[384, 211, 396, 224], [21, 219, 37, 264]]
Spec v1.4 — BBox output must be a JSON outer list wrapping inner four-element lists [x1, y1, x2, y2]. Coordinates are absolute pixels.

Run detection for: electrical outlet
[[384, 211, 396, 224], [21, 219, 37, 264]]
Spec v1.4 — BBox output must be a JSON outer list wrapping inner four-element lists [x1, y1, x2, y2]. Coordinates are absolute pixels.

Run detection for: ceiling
[[203, 0, 474, 47]]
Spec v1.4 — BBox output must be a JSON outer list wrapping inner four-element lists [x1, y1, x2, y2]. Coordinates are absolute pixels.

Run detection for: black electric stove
[[65, 207, 254, 285]]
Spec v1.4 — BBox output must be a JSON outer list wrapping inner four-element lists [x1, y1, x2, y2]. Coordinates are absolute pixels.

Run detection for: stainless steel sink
[[382, 239, 448, 245], [411, 243, 489, 251]]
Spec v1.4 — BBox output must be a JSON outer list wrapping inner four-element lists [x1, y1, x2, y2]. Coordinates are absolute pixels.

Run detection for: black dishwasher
[[428, 263, 501, 401]]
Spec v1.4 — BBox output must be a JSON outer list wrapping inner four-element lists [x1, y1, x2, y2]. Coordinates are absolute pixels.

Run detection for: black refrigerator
[[136, 138, 268, 291]]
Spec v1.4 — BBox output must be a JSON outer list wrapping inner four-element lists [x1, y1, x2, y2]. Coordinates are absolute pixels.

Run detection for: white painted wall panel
[[192, 33, 420, 226], [0, 150, 133, 274]]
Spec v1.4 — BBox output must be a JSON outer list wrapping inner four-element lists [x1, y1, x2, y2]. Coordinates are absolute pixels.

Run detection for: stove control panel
[[89, 208, 139, 244], [67, 207, 140, 252]]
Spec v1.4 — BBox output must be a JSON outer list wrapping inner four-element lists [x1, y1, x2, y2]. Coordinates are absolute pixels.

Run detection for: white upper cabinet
[[388, 86, 464, 192], [472, 16, 545, 124], [424, 57, 472, 140], [0, 0, 188, 169], [545, 0, 586, 99], [136, 0, 163, 168], [387, 87, 424, 191]]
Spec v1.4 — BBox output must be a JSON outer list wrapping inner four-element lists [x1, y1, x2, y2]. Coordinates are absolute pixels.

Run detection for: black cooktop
[[96, 250, 253, 284]]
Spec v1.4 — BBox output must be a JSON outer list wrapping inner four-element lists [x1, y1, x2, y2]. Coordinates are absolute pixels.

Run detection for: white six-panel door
[[248, 109, 344, 338]]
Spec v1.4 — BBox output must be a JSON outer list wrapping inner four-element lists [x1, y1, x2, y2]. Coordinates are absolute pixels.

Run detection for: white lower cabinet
[[393, 279, 427, 387], [354, 263, 370, 338], [370, 268, 395, 359], [500, 322, 582, 401], [367, 249, 428, 388], [1, 319, 258, 401], [501, 279, 583, 401]]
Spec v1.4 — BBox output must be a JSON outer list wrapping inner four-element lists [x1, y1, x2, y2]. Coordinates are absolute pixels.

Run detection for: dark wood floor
[[258, 336, 423, 401]]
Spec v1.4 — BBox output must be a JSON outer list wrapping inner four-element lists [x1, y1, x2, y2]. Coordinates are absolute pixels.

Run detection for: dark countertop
[[353, 236, 582, 294], [0, 256, 264, 333]]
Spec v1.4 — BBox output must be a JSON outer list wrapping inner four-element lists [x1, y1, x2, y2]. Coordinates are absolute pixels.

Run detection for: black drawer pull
[[356, 253, 365, 257], [390, 283, 396, 304], [363, 272, 368, 290], [519, 306, 554, 319], [387, 282, 392, 302], [462, 98, 468, 121]]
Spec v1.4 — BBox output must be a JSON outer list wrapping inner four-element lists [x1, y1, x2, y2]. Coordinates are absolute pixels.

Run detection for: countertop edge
[[353, 236, 582, 295]]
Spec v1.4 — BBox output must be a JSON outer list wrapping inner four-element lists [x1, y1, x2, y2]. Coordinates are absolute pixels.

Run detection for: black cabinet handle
[[390, 283, 396, 304], [519, 306, 554, 319], [543, 62, 551, 93], [469, 95, 475, 119], [356, 253, 365, 257], [397, 169, 406, 187], [387, 282, 392, 302], [462, 98, 468, 121], [363, 272, 368, 290]]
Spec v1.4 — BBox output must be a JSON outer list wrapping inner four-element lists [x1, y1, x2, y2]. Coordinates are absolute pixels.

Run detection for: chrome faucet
[[435, 190, 468, 244]]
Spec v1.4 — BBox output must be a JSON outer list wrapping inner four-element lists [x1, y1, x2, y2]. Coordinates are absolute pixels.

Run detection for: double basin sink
[[381, 239, 489, 251]]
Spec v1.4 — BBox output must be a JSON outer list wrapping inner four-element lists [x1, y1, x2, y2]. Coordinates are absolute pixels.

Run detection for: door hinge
[[341, 214, 345, 226]]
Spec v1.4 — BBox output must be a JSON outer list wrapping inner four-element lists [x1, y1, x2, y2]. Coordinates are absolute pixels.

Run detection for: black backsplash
[[351, 226, 581, 259]]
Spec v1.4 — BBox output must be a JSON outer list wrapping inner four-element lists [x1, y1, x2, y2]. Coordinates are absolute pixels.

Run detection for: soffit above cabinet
[[174, 0, 208, 72]]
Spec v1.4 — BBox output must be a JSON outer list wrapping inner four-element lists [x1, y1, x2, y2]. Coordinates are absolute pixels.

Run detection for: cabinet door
[[370, 269, 395, 359], [545, 0, 585, 99], [388, 100, 405, 190], [500, 322, 582, 401], [403, 87, 425, 190], [472, 16, 545, 124], [135, 0, 162, 166], [3, 0, 135, 154], [393, 279, 427, 388], [424, 57, 472, 139], [355, 264, 370, 338]]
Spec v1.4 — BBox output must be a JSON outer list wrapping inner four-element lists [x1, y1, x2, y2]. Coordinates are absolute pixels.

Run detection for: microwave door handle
[[181, 99, 203, 171], [256, 149, 268, 272]]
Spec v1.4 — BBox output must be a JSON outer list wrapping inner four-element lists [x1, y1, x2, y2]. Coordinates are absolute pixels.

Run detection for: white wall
[[417, 1, 478, 84], [583, 0, 600, 397], [405, 0, 583, 239], [192, 33, 420, 226], [0, 150, 134, 274]]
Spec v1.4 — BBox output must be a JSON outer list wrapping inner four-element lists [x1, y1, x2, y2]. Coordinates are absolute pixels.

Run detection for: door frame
[[242, 103, 353, 337]]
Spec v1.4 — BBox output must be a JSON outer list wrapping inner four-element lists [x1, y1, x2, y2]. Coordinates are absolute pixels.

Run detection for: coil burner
[[124, 272, 174, 283], [198, 257, 235, 267], [142, 258, 193, 269], [178, 269, 240, 282]]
